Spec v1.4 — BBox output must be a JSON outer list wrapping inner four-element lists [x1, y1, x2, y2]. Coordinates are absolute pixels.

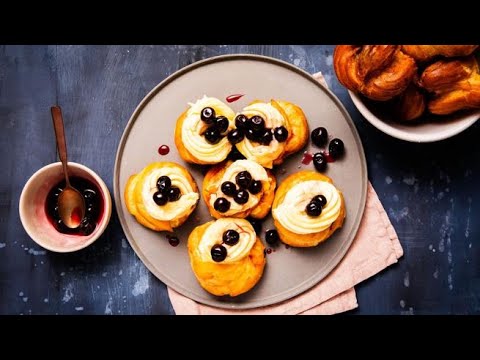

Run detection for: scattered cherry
[[223, 230, 240, 246], [167, 234, 180, 247], [313, 152, 327, 172], [248, 218, 263, 234], [311, 127, 328, 147], [329, 138, 344, 159], [265, 229, 280, 245], [211, 244, 227, 262], [214, 198, 230, 213], [158, 145, 170, 155]]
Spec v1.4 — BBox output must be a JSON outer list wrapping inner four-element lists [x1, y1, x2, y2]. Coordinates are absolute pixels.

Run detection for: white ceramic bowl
[[349, 90, 479, 142], [19, 162, 112, 253]]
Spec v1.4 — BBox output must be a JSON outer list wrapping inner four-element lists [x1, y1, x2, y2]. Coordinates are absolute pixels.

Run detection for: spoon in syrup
[[50, 106, 86, 229]]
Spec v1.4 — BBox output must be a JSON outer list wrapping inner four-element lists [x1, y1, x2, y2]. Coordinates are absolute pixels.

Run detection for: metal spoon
[[51, 106, 85, 229]]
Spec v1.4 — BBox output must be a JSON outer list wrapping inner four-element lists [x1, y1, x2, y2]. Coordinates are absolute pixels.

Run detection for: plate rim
[[113, 54, 368, 310]]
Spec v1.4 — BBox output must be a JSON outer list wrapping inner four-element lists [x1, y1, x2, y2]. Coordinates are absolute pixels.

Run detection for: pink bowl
[[19, 162, 112, 253]]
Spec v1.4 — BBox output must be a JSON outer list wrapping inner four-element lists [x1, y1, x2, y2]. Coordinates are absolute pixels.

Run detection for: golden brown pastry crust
[[124, 162, 199, 232], [272, 171, 346, 247], [419, 56, 480, 115], [202, 160, 276, 219], [402, 45, 478, 62], [188, 221, 266, 297], [333, 45, 417, 101], [393, 84, 426, 121]]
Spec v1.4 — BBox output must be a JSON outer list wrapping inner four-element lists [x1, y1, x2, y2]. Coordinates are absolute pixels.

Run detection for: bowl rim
[[19, 161, 112, 253], [349, 90, 479, 143]]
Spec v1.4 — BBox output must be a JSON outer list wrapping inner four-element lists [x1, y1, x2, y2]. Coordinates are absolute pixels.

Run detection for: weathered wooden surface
[[0, 45, 478, 314]]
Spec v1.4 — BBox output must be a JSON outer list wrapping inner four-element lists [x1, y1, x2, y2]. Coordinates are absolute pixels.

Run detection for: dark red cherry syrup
[[158, 145, 170, 155], [301, 152, 313, 165], [45, 176, 104, 236], [226, 94, 244, 103]]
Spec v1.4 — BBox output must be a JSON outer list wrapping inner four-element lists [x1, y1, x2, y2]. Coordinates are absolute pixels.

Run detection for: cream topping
[[181, 96, 235, 163], [209, 160, 268, 216], [198, 218, 256, 263], [141, 168, 198, 221], [273, 180, 342, 234], [236, 102, 288, 168]]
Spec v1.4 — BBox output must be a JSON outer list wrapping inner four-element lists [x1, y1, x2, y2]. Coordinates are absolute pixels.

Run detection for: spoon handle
[[51, 106, 71, 187]]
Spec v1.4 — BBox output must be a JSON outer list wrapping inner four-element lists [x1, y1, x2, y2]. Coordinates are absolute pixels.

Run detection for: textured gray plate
[[114, 55, 367, 310]]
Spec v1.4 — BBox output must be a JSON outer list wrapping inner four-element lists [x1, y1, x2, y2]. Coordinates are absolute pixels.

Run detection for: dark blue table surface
[[1, 45, 478, 315]]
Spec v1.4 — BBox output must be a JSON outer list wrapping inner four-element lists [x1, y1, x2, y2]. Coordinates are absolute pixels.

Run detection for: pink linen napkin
[[168, 73, 404, 315]]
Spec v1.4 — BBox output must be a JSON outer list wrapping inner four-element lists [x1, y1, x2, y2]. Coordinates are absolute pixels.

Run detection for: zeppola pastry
[[175, 96, 236, 165], [334, 45, 417, 101], [419, 56, 480, 115], [188, 218, 266, 297], [272, 171, 346, 247], [124, 162, 199, 232], [402, 45, 478, 62], [233, 99, 309, 168], [203, 159, 276, 219]]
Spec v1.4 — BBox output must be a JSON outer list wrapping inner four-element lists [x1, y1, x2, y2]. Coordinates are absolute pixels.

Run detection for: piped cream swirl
[[273, 180, 342, 234], [209, 160, 268, 216], [141, 168, 199, 221], [198, 218, 256, 263], [236, 102, 288, 168], [181, 96, 235, 163]]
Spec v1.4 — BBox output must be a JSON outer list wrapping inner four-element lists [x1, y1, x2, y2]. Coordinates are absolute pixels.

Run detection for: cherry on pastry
[[250, 116, 265, 130], [306, 201, 322, 217], [311, 127, 328, 147], [211, 244, 227, 262], [235, 114, 249, 129], [223, 229, 240, 246], [235, 171, 252, 189], [313, 152, 327, 172], [157, 176, 171, 193], [204, 127, 222, 144], [201, 107, 216, 124], [312, 194, 327, 207], [214, 197, 231, 213], [248, 180, 262, 195], [234, 190, 249, 204], [329, 138, 344, 159], [273, 126, 288, 142], [221, 181, 237, 197], [245, 128, 258, 141], [228, 147, 246, 161], [168, 187, 181, 202], [265, 229, 279, 245], [258, 129, 273, 145], [214, 116, 229, 134], [153, 191, 168, 206], [227, 129, 244, 144]]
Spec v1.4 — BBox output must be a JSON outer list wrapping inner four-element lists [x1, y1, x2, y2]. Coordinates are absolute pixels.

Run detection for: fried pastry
[[203, 159, 276, 219], [272, 171, 345, 247], [124, 162, 199, 232], [188, 218, 266, 297]]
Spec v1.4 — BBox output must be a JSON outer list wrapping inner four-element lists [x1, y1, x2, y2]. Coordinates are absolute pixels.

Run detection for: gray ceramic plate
[[114, 54, 367, 309]]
